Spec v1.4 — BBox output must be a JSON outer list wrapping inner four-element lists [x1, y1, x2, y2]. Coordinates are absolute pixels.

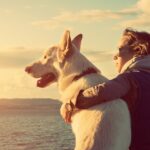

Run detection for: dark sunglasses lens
[[113, 53, 119, 60]]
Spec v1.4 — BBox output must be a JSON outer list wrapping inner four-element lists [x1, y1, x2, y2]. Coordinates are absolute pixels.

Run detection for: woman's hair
[[123, 28, 150, 57]]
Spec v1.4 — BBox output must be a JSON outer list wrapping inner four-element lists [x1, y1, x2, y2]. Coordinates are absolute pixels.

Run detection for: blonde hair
[[123, 28, 150, 57]]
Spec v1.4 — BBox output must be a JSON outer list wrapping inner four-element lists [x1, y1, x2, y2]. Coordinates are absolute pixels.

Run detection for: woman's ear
[[133, 42, 149, 56]]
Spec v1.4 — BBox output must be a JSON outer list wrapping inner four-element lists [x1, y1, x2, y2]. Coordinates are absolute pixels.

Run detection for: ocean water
[[0, 99, 75, 150]]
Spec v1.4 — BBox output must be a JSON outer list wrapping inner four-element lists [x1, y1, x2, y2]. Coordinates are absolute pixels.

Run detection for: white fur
[[61, 73, 131, 150], [26, 31, 131, 150]]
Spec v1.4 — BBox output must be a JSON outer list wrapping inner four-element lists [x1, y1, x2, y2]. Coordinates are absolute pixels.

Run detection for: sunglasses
[[113, 53, 120, 60], [113, 47, 130, 60]]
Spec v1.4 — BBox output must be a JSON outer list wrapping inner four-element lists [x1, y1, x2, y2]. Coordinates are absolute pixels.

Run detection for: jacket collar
[[121, 55, 150, 73]]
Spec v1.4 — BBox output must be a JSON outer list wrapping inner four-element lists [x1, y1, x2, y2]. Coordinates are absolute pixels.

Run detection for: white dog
[[25, 31, 131, 150]]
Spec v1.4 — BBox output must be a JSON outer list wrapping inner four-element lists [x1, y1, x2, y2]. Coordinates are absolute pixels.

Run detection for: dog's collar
[[73, 68, 99, 82]]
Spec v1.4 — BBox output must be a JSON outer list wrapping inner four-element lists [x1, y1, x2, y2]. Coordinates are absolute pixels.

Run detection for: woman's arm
[[76, 73, 131, 109]]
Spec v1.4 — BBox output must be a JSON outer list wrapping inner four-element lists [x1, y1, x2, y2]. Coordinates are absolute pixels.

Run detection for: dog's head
[[25, 31, 82, 88]]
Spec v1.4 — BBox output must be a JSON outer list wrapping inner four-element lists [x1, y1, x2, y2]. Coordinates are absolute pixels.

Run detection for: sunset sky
[[0, 0, 150, 99]]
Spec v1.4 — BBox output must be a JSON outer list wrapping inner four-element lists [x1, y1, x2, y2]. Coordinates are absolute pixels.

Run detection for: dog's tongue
[[37, 73, 55, 88]]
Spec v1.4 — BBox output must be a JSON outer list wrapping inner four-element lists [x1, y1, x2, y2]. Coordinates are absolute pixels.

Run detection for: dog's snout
[[25, 66, 32, 73]]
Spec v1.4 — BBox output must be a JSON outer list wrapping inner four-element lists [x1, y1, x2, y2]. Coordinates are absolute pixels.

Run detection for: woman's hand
[[60, 103, 72, 124], [60, 88, 101, 123]]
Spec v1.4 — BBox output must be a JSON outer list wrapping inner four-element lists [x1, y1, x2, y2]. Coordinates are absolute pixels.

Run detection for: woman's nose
[[25, 66, 32, 73]]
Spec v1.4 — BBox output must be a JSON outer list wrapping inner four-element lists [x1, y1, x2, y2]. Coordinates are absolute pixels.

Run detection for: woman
[[62, 28, 150, 150]]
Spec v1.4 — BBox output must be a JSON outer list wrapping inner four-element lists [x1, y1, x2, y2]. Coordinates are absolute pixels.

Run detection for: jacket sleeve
[[76, 73, 131, 109]]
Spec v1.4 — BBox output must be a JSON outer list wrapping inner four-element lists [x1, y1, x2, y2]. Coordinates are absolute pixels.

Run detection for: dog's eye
[[44, 56, 47, 59]]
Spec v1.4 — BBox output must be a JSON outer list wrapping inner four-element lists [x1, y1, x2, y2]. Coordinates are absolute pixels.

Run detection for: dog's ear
[[72, 34, 82, 51], [57, 30, 72, 63]]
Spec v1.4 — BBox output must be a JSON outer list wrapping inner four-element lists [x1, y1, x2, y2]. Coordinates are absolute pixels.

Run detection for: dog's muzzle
[[37, 73, 56, 88]]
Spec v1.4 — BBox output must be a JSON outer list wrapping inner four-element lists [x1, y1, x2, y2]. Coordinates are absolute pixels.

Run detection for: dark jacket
[[76, 56, 150, 149], [127, 70, 150, 150]]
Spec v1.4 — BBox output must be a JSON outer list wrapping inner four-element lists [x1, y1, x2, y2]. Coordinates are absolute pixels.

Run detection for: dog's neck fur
[[58, 51, 100, 91], [57, 50, 104, 104], [60, 72, 107, 104]]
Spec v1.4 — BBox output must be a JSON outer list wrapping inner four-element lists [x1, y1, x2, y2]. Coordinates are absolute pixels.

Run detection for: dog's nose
[[25, 66, 32, 73]]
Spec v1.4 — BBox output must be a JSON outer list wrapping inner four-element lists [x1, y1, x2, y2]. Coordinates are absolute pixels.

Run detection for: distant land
[[0, 98, 58, 101], [0, 98, 61, 114]]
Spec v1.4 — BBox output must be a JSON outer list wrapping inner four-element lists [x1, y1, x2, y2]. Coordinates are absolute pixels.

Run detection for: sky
[[0, 0, 150, 99]]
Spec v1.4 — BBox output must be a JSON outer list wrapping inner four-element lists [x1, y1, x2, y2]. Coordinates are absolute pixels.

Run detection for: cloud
[[0, 47, 43, 68], [83, 50, 115, 63], [118, 7, 139, 15], [0, 45, 114, 69], [0, 8, 13, 15], [31, 0, 150, 30], [137, 0, 150, 14], [32, 9, 137, 30], [54, 10, 121, 22], [120, 0, 150, 28], [24, 6, 32, 9], [120, 14, 150, 27], [31, 19, 62, 30]]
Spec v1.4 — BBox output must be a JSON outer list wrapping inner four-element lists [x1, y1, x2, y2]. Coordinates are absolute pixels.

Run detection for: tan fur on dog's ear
[[72, 34, 83, 51], [57, 30, 72, 63]]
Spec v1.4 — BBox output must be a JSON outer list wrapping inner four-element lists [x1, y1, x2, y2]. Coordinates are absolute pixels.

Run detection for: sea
[[0, 99, 75, 150]]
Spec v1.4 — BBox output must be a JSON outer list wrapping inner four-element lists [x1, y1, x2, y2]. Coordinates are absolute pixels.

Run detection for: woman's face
[[114, 35, 134, 73]]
